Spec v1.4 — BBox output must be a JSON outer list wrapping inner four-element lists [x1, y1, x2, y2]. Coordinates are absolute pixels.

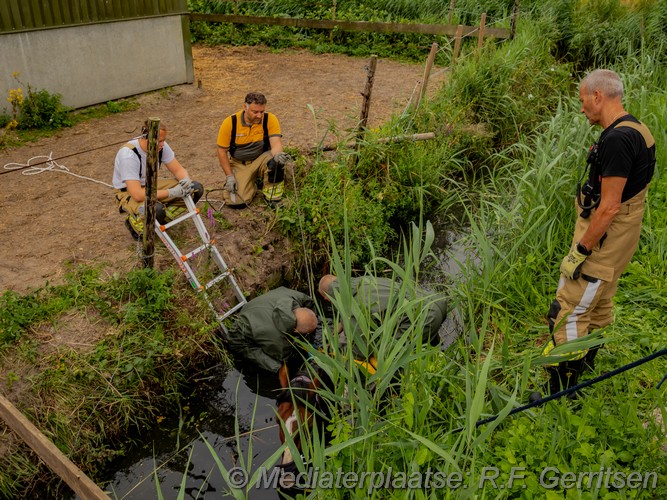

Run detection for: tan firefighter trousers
[[223, 151, 284, 206], [552, 186, 648, 346]]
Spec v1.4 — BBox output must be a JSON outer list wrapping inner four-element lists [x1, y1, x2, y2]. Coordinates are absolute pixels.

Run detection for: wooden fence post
[[356, 55, 377, 141], [452, 25, 464, 63], [448, 0, 456, 24], [142, 118, 160, 269], [352, 54, 377, 164], [478, 13, 487, 49], [413, 42, 438, 111], [510, 0, 520, 39]]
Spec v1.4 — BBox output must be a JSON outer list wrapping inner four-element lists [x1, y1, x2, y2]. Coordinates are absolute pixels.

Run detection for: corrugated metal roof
[[0, 0, 187, 34]]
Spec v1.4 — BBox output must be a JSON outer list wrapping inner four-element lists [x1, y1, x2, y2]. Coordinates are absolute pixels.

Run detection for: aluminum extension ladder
[[154, 195, 246, 333]]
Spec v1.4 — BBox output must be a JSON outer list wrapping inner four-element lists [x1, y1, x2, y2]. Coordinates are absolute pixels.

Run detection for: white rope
[[3, 152, 114, 188]]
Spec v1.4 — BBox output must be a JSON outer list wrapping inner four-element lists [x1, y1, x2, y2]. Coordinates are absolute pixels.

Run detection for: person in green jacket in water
[[318, 274, 447, 361], [226, 287, 318, 373]]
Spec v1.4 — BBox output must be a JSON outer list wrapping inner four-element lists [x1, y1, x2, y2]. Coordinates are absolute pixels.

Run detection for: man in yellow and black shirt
[[216, 92, 289, 207]]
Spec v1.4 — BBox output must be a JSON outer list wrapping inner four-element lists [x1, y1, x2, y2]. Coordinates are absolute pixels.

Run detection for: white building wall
[[0, 16, 193, 114]]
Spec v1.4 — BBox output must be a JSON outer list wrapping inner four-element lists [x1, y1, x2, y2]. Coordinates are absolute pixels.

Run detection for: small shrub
[[18, 85, 72, 129], [5, 73, 72, 131]]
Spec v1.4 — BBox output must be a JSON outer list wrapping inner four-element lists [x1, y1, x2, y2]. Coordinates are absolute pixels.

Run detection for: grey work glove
[[560, 242, 591, 280], [178, 177, 194, 196], [225, 174, 238, 193], [167, 183, 187, 199], [272, 152, 290, 165]]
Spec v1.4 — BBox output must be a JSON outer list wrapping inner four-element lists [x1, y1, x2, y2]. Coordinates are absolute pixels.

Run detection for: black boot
[[529, 359, 584, 403], [548, 360, 583, 397], [582, 346, 600, 372]]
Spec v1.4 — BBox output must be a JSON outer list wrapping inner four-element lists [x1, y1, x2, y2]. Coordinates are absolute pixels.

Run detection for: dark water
[[102, 366, 284, 499]]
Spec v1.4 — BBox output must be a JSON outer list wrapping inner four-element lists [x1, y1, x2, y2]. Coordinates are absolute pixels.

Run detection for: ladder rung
[[218, 301, 246, 320], [183, 243, 210, 260], [160, 210, 199, 231], [205, 271, 231, 289]]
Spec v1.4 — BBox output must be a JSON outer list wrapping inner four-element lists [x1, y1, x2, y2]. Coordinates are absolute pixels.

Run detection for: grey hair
[[580, 69, 624, 98]]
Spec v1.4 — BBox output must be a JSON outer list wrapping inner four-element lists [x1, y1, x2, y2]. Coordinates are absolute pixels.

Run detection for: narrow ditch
[[98, 217, 470, 498]]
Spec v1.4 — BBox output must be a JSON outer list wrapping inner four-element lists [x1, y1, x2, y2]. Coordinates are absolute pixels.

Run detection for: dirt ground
[[0, 44, 443, 295]]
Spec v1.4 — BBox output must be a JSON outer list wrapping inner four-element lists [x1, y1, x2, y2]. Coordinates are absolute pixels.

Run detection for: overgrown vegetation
[[0, 266, 229, 497], [178, 0, 666, 498], [1, 0, 666, 497]]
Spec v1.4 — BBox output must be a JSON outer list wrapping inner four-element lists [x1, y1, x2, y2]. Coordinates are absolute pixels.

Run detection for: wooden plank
[[28, 0, 43, 27], [51, 0, 63, 26], [0, 394, 108, 499], [448, 0, 456, 24], [315, 132, 435, 152], [38, 0, 53, 26], [377, 132, 436, 144], [189, 13, 510, 39], [111, 0, 122, 19], [9, 0, 23, 29], [79, 0, 90, 23], [60, 0, 73, 25], [88, 0, 100, 22], [0, 1, 15, 30], [69, 0, 82, 24]]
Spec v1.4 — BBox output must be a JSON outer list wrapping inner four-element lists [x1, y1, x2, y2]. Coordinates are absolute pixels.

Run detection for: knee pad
[[155, 202, 167, 224], [191, 181, 204, 203]]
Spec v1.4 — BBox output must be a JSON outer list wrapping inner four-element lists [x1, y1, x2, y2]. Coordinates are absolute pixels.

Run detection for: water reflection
[[103, 366, 282, 500]]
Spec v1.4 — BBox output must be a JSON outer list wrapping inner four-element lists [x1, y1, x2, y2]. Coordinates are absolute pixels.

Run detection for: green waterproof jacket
[[327, 276, 447, 358], [227, 287, 315, 372]]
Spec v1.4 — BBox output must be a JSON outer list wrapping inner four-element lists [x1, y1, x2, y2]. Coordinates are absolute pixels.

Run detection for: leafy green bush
[[18, 84, 72, 129], [280, 157, 394, 267], [3, 74, 72, 131]]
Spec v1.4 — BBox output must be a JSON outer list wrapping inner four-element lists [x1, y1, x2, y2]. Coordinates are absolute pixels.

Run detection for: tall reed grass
[[169, 4, 667, 497]]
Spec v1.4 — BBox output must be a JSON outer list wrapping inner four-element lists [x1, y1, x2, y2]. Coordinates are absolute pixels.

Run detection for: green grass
[[0, 265, 231, 497]]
